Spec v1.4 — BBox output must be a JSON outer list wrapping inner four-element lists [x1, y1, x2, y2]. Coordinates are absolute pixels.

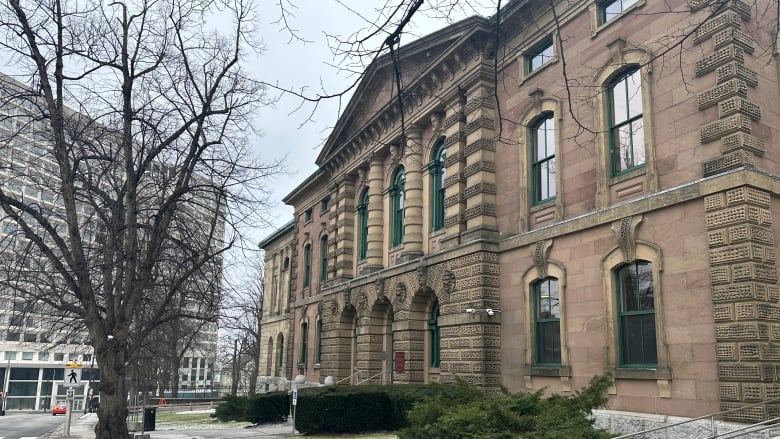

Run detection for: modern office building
[[262, 0, 780, 424], [0, 73, 220, 410]]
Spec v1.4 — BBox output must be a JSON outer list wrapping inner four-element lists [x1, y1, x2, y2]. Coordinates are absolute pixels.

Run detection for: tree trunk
[[94, 345, 130, 439]]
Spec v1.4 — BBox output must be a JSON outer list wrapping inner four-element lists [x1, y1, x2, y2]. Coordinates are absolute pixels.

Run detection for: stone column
[[365, 153, 384, 272], [441, 92, 467, 249], [402, 125, 424, 261], [334, 178, 355, 279]]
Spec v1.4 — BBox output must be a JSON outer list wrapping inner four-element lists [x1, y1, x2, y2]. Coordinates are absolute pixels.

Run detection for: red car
[[52, 401, 67, 415]]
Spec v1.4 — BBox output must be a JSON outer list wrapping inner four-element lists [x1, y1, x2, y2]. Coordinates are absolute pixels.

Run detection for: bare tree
[[0, 0, 278, 437], [220, 252, 264, 396]]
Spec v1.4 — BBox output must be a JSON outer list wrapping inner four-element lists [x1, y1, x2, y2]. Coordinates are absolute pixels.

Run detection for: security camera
[[466, 308, 476, 313], [486, 309, 494, 316]]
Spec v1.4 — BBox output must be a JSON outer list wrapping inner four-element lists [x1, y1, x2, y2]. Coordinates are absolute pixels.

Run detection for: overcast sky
[[250, 1, 491, 242]]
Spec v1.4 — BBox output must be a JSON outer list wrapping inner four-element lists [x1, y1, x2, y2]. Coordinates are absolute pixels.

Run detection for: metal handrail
[[357, 371, 387, 385], [613, 397, 780, 438], [714, 415, 780, 438], [336, 370, 362, 384]]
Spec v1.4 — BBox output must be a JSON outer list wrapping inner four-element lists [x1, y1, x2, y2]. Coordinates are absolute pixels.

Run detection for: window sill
[[610, 366, 671, 380], [519, 56, 559, 86], [529, 198, 556, 213], [609, 165, 645, 185], [591, 0, 646, 39], [526, 365, 572, 377]]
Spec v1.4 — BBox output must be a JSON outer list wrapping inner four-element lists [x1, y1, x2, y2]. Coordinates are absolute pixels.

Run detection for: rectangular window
[[39, 352, 49, 361], [304, 208, 313, 223], [609, 69, 645, 175], [525, 38, 554, 74], [320, 196, 331, 212], [6, 332, 20, 341], [4, 351, 16, 360], [534, 278, 561, 364], [599, 0, 638, 24], [617, 261, 657, 366], [303, 245, 312, 288], [23, 333, 36, 342], [531, 115, 556, 204], [22, 351, 33, 360], [54, 353, 64, 361]]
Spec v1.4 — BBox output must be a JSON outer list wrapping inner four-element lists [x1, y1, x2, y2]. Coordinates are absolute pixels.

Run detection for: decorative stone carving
[[329, 300, 339, 317], [395, 282, 407, 303], [375, 277, 385, 301], [357, 291, 368, 312], [613, 215, 643, 263], [443, 270, 456, 297], [417, 264, 427, 288], [531, 240, 553, 279]]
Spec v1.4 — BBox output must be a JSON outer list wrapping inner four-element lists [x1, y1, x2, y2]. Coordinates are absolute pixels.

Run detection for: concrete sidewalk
[[42, 412, 295, 438]]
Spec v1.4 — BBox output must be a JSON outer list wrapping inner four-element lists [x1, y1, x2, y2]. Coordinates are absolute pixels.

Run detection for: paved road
[[0, 412, 61, 439]]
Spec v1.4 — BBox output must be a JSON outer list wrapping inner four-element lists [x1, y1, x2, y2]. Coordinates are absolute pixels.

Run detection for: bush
[[213, 395, 247, 422], [246, 391, 290, 424], [398, 374, 614, 439]]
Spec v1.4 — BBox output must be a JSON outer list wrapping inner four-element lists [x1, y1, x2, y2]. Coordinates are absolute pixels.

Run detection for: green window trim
[[533, 278, 561, 365], [357, 189, 369, 260], [320, 235, 328, 282], [316, 319, 323, 364], [525, 37, 554, 74], [300, 322, 308, 366], [277, 334, 284, 368], [530, 114, 556, 205], [599, 0, 639, 24], [428, 301, 441, 368], [429, 140, 446, 232], [391, 168, 406, 247], [303, 244, 312, 288], [616, 261, 657, 367], [608, 68, 645, 176]]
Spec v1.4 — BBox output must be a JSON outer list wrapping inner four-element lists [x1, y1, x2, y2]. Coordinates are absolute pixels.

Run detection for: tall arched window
[[429, 140, 446, 232], [300, 322, 309, 367], [390, 168, 406, 247], [357, 189, 369, 260], [428, 300, 440, 368], [533, 277, 561, 364], [616, 261, 656, 366], [303, 244, 312, 288], [277, 334, 285, 370], [320, 235, 328, 281], [608, 67, 645, 175], [316, 318, 323, 364], [531, 114, 556, 204]]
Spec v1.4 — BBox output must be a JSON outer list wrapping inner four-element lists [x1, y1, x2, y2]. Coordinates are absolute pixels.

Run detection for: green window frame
[[531, 114, 556, 204], [390, 168, 405, 247], [320, 235, 328, 282], [300, 322, 308, 367], [525, 37, 554, 74], [616, 261, 657, 367], [533, 278, 561, 365], [429, 140, 446, 232], [316, 319, 323, 364], [599, 0, 639, 24], [303, 244, 312, 288], [357, 189, 368, 260], [277, 334, 284, 369], [428, 301, 441, 368], [608, 68, 645, 176]]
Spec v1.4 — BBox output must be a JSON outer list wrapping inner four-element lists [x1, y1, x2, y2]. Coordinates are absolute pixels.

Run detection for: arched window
[[608, 68, 645, 175], [357, 189, 369, 260], [316, 318, 323, 364], [533, 277, 561, 364], [531, 114, 556, 204], [390, 168, 405, 247], [428, 300, 440, 368], [429, 140, 446, 232], [616, 261, 656, 366], [320, 235, 328, 281], [303, 244, 312, 288], [277, 334, 285, 370], [300, 322, 308, 367]]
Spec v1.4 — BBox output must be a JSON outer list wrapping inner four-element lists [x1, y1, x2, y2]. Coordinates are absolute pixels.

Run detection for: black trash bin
[[143, 407, 157, 431]]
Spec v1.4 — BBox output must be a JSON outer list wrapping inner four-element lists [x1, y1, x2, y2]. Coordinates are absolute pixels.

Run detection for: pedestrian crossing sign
[[64, 367, 82, 387]]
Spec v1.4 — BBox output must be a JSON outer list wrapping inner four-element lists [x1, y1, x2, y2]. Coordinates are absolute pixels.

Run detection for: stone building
[[263, 0, 780, 421], [257, 220, 295, 389]]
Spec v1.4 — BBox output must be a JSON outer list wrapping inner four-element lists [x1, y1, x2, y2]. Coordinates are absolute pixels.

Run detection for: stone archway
[[266, 336, 274, 376]]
